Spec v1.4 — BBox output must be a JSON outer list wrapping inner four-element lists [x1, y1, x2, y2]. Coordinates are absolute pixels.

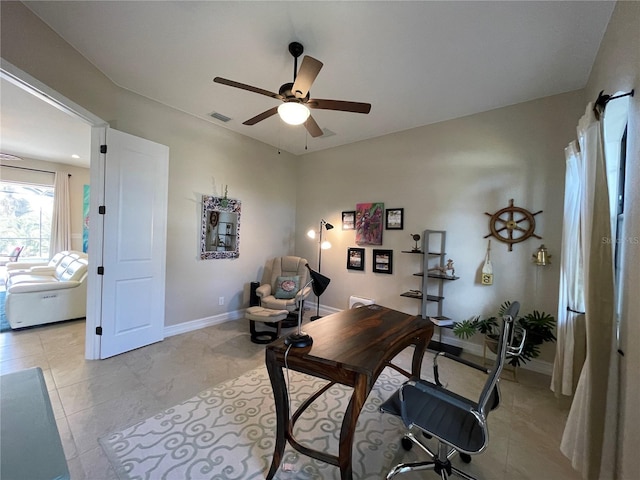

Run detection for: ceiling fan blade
[[308, 99, 371, 114], [214, 77, 283, 100], [291, 56, 323, 99], [243, 107, 279, 125], [304, 115, 323, 138]]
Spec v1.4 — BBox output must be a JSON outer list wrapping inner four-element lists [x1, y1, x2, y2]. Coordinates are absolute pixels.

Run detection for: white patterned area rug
[[100, 365, 409, 479]]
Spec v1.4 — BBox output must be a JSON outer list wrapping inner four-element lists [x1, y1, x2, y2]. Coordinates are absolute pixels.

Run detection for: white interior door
[[99, 128, 169, 358]]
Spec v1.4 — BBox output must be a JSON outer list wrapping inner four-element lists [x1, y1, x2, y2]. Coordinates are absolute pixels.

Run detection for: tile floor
[[0, 313, 582, 480]]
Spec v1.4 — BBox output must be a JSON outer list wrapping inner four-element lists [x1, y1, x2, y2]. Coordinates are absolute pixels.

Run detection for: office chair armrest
[[433, 351, 490, 387]]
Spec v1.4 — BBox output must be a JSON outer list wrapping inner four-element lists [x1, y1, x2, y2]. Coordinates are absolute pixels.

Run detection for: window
[[602, 94, 630, 348], [0, 181, 54, 259]]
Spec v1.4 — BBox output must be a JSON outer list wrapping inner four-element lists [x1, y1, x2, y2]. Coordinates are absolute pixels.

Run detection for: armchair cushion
[[257, 256, 310, 312], [274, 275, 300, 299]]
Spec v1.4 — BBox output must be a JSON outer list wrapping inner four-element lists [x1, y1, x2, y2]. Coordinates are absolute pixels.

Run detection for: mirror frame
[[201, 195, 241, 259]]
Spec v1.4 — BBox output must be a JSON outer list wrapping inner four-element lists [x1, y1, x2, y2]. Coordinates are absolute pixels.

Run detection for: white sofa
[[5, 251, 88, 329]]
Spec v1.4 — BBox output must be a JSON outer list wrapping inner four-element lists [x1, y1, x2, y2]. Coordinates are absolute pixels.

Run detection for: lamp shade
[[278, 102, 310, 125], [306, 264, 330, 297]]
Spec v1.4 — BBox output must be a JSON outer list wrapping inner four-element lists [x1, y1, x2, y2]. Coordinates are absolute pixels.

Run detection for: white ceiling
[[0, 78, 92, 167], [3, 1, 615, 159]]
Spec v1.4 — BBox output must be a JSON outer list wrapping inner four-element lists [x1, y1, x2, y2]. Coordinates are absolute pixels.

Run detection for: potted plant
[[452, 301, 556, 367]]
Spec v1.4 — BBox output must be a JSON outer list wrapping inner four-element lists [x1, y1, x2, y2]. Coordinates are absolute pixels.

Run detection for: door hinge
[[98, 205, 106, 215], [95, 326, 103, 335], [97, 266, 104, 275], [100, 144, 107, 154]]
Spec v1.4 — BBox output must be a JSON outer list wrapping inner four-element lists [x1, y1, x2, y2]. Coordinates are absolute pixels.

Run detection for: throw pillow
[[274, 275, 300, 299]]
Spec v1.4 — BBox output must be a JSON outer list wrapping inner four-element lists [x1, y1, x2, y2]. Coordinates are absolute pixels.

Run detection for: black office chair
[[380, 301, 524, 479]]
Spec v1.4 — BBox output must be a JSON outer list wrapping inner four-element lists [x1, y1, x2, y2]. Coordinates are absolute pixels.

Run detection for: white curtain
[[559, 104, 618, 479], [50, 172, 71, 256], [551, 142, 586, 396]]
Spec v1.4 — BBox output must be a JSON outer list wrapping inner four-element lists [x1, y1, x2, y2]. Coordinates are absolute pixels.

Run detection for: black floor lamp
[[284, 264, 331, 348], [307, 219, 333, 321]]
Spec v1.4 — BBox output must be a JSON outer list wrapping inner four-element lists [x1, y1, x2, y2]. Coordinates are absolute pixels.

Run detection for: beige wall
[[1, 1, 299, 326], [0, 0, 635, 383], [1, 157, 90, 254], [584, 2, 640, 478], [295, 91, 584, 367]]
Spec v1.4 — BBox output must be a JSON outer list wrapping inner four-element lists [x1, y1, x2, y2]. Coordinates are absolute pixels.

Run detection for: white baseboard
[[164, 309, 244, 338], [166, 304, 553, 377]]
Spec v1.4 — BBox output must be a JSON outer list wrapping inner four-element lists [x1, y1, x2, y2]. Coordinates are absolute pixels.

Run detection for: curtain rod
[[1, 164, 71, 177], [593, 89, 634, 120]]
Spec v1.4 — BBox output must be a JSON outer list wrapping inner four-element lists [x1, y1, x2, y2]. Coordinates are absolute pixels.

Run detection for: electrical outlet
[[218, 296, 224, 306]]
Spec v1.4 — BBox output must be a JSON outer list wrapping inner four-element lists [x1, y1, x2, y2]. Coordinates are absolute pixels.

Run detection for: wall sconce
[[533, 244, 551, 266]]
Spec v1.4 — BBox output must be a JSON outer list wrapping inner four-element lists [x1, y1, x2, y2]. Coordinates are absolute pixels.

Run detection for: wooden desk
[[265, 305, 433, 479]]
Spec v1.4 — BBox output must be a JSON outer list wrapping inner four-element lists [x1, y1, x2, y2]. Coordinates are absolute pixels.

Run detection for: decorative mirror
[[201, 195, 241, 259]]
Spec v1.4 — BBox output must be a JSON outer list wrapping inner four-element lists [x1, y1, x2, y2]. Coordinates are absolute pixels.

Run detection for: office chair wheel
[[401, 436, 413, 451], [459, 452, 472, 463]]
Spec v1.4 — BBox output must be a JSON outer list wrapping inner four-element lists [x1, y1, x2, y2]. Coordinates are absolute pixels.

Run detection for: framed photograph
[[346, 247, 365, 270], [385, 208, 404, 230], [355, 202, 384, 245], [342, 211, 356, 230], [373, 249, 393, 274]]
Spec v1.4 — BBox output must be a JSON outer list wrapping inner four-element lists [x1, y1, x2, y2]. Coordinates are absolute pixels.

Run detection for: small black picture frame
[[347, 247, 365, 270], [385, 208, 404, 230], [342, 211, 356, 230], [373, 249, 393, 274]]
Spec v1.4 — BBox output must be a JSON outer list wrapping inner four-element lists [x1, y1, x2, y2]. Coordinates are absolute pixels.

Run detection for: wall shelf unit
[[400, 229, 461, 356]]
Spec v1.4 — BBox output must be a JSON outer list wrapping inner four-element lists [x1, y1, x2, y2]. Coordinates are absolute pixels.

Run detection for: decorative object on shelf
[[453, 300, 556, 367], [410, 233, 421, 252], [533, 244, 552, 266], [346, 247, 365, 271], [429, 316, 454, 326], [284, 264, 331, 348], [481, 239, 493, 285], [307, 219, 333, 320], [385, 208, 404, 230], [342, 211, 356, 230], [372, 249, 393, 274], [484, 199, 542, 251], [201, 195, 241, 259], [355, 202, 384, 245], [429, 258, 455, 278]]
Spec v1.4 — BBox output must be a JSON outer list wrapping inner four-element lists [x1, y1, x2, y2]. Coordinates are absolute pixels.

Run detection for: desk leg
[[411, 336, 428, 378], [265, 349, 288, 480], [337, 373, 369, 480]]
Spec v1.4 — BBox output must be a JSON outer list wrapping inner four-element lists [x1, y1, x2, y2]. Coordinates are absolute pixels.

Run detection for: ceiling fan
[[213, 42, 371, 137]]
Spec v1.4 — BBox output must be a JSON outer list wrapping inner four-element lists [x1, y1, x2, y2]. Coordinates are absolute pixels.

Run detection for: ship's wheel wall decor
[[484, 199, 542, 251]]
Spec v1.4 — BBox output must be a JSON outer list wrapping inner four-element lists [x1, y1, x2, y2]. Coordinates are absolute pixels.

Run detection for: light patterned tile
[[66, 445, 118, 480], [57, 365, 144, 415], [65, 385, 162, 455]]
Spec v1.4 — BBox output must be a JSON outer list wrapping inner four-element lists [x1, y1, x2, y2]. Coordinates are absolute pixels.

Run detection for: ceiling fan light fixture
[[278, 102, 310, 125]]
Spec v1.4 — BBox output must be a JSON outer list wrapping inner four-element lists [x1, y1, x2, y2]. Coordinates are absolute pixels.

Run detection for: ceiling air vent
[[321, 128, 336, 138], [208, 111, 232, 123]]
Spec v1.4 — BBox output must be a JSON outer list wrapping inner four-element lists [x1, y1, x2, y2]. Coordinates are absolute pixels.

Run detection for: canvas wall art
[[355, 202, 384, 245]]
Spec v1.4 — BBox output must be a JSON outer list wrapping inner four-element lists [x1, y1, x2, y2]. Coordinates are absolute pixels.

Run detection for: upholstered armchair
[[256, 256, 311, 313]]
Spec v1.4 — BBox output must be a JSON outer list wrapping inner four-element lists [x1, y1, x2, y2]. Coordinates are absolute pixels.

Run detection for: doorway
[[2, 61, 169, 360]]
